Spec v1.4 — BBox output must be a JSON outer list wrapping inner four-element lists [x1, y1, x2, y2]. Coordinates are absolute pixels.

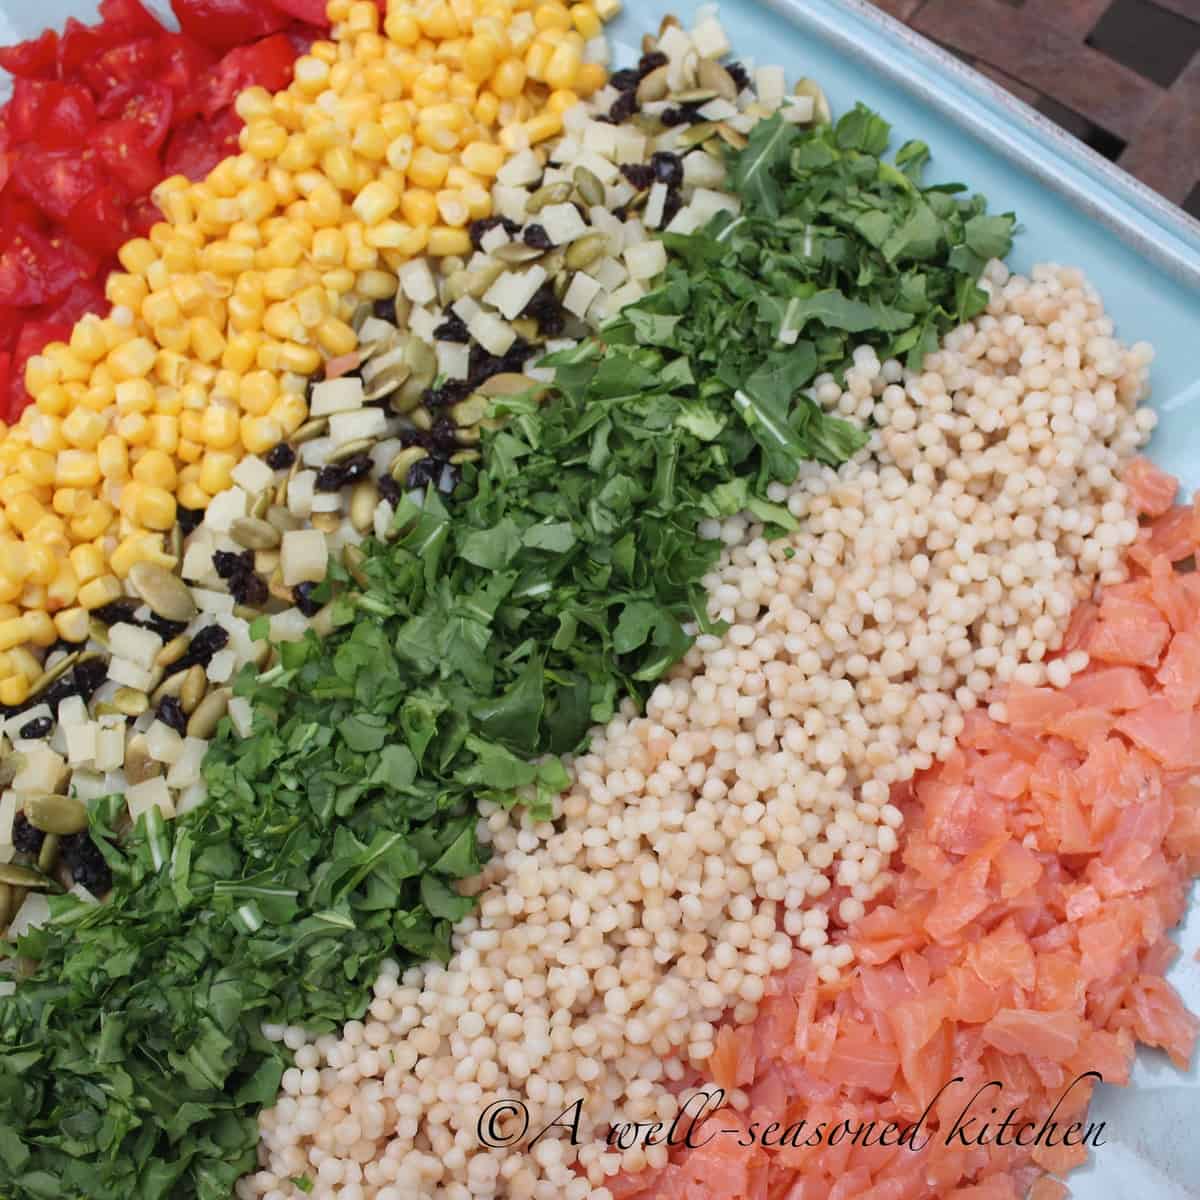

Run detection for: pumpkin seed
[[641, 32, 656, 54], [255, 549, 281, 577], [672, 87, 719, 105], [450, 450, 482, 465], [511, 317, 541, 342], [155, 634, 189, 669], [350, 301, 374, 333], [343, 544, 371, 588], [526, 180, 574, 214], [392, 290, 412, 328], [698, 58, 739, 101], [565, 232, 608, 271], [794, 77, 831, 124], [493, 241, 546, 265], [129, 562, 197, 623], [124, 735, 160, 786], [268, 569, 294, 605], [169, 523, 183, 565], [456, 424, 481, 446], [539, 246, 567, 277], [573, 166, 605, 207], [187, 688, 230, 739], [88, 619, 111, 649], [25, 793, 89, 836], [477, 373, 541, 400], [328, 437, 375, 465], [389, 447, 428, 483], [659, 12, 679, 34], [37, 833, 60, 875], [251, 642, 273, 670], [231, 516, 282, 551], [350, 481, 379, 534], [113, 688, 149, 718], [179, 664, 206, 716], [309, 603, 337, 639], [466, 261, 506, 299], [0, 862, 59, 891], [443, 268, 472, 303], [716, 122, 748, 150], [409, 405, 434, 431], [636, 65, 670, 105], [391, 337, 437, 413], [451, 394, 490, 427], [679, 121, 719, 148], [310, 513, 339, 534], [365, 361, 413, 405], [632, 113, 665, 135], [0, 883, 11, 932], [291, 416, 330, 445]]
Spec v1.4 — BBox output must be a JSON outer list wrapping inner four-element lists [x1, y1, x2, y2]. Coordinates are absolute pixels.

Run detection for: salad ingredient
[[0, 0, 321, 421], [247, 263, 1154, 1198], [618, 462, 1200, 1200]]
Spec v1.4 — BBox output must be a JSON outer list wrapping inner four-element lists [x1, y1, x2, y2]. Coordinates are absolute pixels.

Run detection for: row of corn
[[0, 0, 620, 707]]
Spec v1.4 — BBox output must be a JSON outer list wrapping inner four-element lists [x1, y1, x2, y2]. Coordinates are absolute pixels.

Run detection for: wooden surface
[[867, 0, 1200, 217]]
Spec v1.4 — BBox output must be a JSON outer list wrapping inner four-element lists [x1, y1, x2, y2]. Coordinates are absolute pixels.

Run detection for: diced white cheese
[[147, 720, 185, 764], [398, 259, 437, 305], [479, 225, 511, 255], [645, 182, 668, 229], [540, 203, 589, 246], [407, 305, 440, 343], [231, 455, 275, 494], [94, 723, 125, 772], [58, 695, 88, 728], [107, 657, 155, 692], [691, 187, 741, 223], [781, 95, 815, 124], [683, 150, 727, 188], [310, 492, 342, 513], [204, 487, 248, 535], [168, 737, 209, 787], [692, 14, 731, 58], [496, 148, 542, 187], [281, 529, 329, 587], [206, 648, 237, 684], [228, 698, 254, 739], [356, 316, 395, 345], [665, 205, 705, 236], [611, 127, 647, 164], [563, 272, 603, 319], [65, 722, 97, 766], [588, 206, 624, 243], [483, 266, 548, 321], [70, 769, 109, 802], [492, 185, 529, 224], [5, 703, 50, 739], [609, 280, 647, 314], [0, 790, 15, 857], [436, 341, 471, 381], [176, 780, 208, 816], [583, 32, 610, 62], [468, 311, 517, 357], [452, 295, 483, 323], [191, 588, 236, 616], [625, 240, 669, 281], [756, 65, 786, 110], [288, 470, 317, 519], [374, 500, 395, 540], [581, 121, 620, 160], [110, 622, 163, 667], [593, 257, 628, 292], [127, 776, 175, 823], [8, 892, 50, 939], [181, 534, 217, 583], [309, 376, 365, 416], [659, 24, 693, 61], [699, 98, 739, 122], [329, 407, 388, 445], [269, 608, 310, 643], [621, 218, 648, 249], [300, 437, 333, 467]]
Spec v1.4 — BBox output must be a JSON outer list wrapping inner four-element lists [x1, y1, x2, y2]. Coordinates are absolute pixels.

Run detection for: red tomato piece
[[33, 275, 109, 327], [170, 0, 290, 52], [57, 16, 132, 80], [97, 81, 174, 153], [268, 0, 333, 25], [95, 120, 164, 198], [0, 352, 12, 423], [127, 196, 162, 238], [0, 309, 19, 354], [162, 116, 224, 183], [0, 152, 9, 197], [0, 28, 59, 79], [80, 36, 162, 98], [0, 227, 91, 308], [11, 147, 105, 224], [66, 188, 133, 258], [98, 0, 164, 37], [8, 79, 49, 144], [41, 85, 99, 151], [155, 34, 219, 102], [0, 194, 49, 249], [187, 32, 298, 119]]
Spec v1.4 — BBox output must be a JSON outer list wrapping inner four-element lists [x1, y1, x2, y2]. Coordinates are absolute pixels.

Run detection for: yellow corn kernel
[[525, 110, 563, 144], [199, 451, 237, 495], [56, 450, 101, 489], [118, 238, 158, 276], [322, 267, 357, 295], [311, 228, 346, 268], [575, 60, 606, 96], [108, 272, 152, 312], [54, 606, 90, 643], [240, 370, 279, 417], [204, 240, 256, 276], [352, 180, 401, 226], [116, 379, 156, 415], [134, 486, 176, 533], [0, 617, 30, 652], [31, 383, 69, 418], [264, 232, 306, 269], [547, 88, 579, 115], [70, 499, 113, 543], [142, 290, 182, 328], [264, 268, 303, 302], [5, 494, 44, 537], [571, 2, 601, 36], [428, 226, 474, 257], [108, 337, 157, 381], [190, 318, 227, 364], [223, 331, 261, 374], [544, 42, 581, 89], [153, 323, 190, 355], [25, 541, 58, 585], [240, 415, 285, 456], [44, 344, 90, 384], [23, 353, 60, 394], [52, 488, 87, 518], [176, 438, 202, 465], [269, 392, 308, 436], [461, 140, 506, 176], [0, 676, 30, 707], [201, 406, 241, 450], [131, 448, 177, 491], [115, 412, 151, 445], [22, 610, 55, 648], [314, 318, 358, 357], [78, 573, 123, 610], [474, 89, 501, 126], [69, 318, 109, 364], [277, 342, 322, 375], [351, 122, 389, 162], [22, 448, 57, 488], [97, 436, 130, 483], [244, 120, 289, 160], [69, 543, 106, 585], [229, 292, 265, 332], [398, 186, 437, 227]]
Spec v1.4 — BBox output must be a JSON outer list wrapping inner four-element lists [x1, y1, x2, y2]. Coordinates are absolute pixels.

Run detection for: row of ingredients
[[0, 5, 1193, 1200], [0, 0, 330, 422]]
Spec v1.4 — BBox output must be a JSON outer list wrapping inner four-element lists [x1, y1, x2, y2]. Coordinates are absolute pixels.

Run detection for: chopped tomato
[[0, 194, 49, 248], [0, 28, 59, 79], [41, 85, 99, 151], [184, 33, 298, 120], [0, 152, 9, 196], [0, 353, 11, 423], [170, 0, 290, 52], [268, 0, 334, 24], [97, 81, 174, 153], [94, 121, 163, 197], [80, 36, 163, 98], [11, 147, 105, 223], [155, 34, 219, 101], [66, 188, 133, 258], [164, 107, 243, 181], [34, 276, 109, 326], [57, 16, 133, 80], [0, 311, 17, 354], [8, 80, 50, 144], [0, 228, 92, 307], [98, 0, 164, 37], [127, 196, 162, 238]]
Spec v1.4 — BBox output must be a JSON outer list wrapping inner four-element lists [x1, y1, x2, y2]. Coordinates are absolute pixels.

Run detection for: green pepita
[[124, 735, 160, 786], [525, 180, 574, 214], [698, 58, 739, 102], [231, 516, 282, 551], [0, 862, 60, 891], [291, 416, 329, 445], [450, 394, 490, 427], [389, 446, 428, 483], [636, 64, 669, 105], [493, 241, 546, 265], [794, 77, 832, 124], [465, 261, 505, 299], [37, 834, 60, 876], [327, 437, 375, 465], [187, 688, 230, 740], [350, 480, 380, 534], [410, 405, 434, 431], [342, 543, 371, 589], [0, 883, 11, 932], [573, 166, 605, 208], [24, 794, 89, 836], [716, 122, 748, 150], [565, 232, 608, 271], [129, 562, 197, 624], [179, 664, 206, 716], [113, 688, 149, 718], [449, 450, 482, 465]]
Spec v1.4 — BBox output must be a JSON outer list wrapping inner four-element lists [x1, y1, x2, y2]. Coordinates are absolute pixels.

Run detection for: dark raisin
[[177, 506, 204, 536], [213, 549, 249, 580], [157, 695, 187, 735], [430, 415, 459, 454], [426, 379, 472, 409], [662, 188, 684, 228], [523, 223, 553, 250], [315, 464, 348, 491], [659, 106, 685, 127], [406, 456, 441, 491], [638, 50, 668, 75], [341, 453, 373, 484], [144, 615, 188, 642], [467, 344, 501, 387], [620, 162, 656, 190], [521, 281, 565, 337], [73, 657, 107, 701], [372, 297, 395, 320], [608, 91, 637, 124], [60, 833, 112, 895], [651, 151, 684, 188], [377, 474, 402, 506], [171, 624, 230, 675], [399, 427, 433, 450], [726, 61, 750, 91], [230, 571, 268, 608], [265, 442, 296, 470], [12, 812, 45, 855], [469, 215, 502, 250], [91, 599, 139, 626], [497, 337, 532, 374], [434, 312, 470, 343], [610, 67, 639, 92], [19, 715, 53, 740], [293, 582, 322, 617], [38, 677, 77, 712]]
